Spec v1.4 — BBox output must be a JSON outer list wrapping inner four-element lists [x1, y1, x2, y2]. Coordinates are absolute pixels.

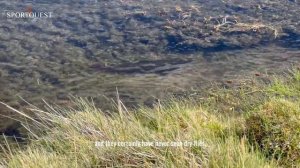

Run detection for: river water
[[0, 0, 300, 130]]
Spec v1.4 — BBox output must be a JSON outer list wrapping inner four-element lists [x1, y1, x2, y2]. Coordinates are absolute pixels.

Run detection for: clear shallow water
[[0, 0, 300, 127]]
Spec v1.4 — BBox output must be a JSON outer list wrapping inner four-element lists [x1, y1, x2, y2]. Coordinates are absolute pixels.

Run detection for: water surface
[[0, 0, 300, 130]]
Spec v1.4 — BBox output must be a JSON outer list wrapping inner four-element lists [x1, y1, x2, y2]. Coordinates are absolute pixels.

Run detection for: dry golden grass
[[1, 69, 300, 167]]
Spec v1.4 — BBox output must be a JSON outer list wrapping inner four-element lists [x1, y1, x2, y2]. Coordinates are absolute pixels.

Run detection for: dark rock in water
[[0, 102, 22, 138], [0, 118, 25, 142], [2, 122, 25, 142], [0, 119, 16, 134], [277, 28, 300, 49]]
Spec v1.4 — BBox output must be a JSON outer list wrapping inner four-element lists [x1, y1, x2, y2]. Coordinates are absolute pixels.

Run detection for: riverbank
[[1, 69, 300, 167]]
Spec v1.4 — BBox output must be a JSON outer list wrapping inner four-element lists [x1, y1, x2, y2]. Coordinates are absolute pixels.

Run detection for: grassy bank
[[1, 70, 300, 167]]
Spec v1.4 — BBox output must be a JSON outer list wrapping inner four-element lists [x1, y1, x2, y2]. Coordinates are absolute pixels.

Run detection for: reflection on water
[[0, 0, 300, 122]]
